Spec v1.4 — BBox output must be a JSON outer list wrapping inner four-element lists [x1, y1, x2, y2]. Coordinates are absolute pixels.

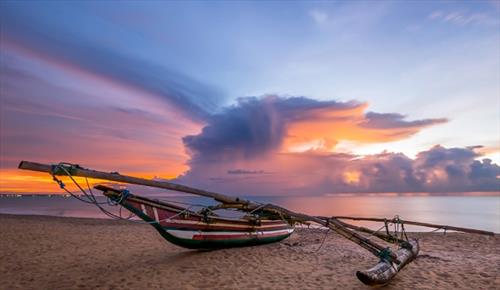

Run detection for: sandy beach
[[0, 214, 498, 290]]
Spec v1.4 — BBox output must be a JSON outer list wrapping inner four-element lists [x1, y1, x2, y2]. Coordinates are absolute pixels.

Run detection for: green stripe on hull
[[159, 230, 293, 249], [122, 201, 293, 249]]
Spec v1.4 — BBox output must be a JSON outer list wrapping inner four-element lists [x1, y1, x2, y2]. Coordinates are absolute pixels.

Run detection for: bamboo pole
[[257, 204, 392, 259], [333, 216, 494, 236]]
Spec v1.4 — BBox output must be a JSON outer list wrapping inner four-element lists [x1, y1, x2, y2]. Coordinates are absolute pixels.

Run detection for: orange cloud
[[283, 104, 447, 153]]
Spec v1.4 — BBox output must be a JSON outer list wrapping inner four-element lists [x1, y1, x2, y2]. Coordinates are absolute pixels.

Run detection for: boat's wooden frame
[[95, 185, 294, 249]]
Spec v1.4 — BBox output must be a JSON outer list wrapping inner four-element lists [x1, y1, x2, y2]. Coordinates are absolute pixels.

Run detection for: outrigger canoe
[[18, 161, 494, 287], [96, 185, 294, 249]]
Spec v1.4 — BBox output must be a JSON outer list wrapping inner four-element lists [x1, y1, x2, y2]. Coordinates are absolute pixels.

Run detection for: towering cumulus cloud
[[182, 96, 366, 161], [178, 96, 498, 195]]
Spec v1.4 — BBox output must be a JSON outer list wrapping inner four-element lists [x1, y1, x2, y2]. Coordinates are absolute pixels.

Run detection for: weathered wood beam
[[18, 161, 252, 206], [258, 204, 392, 259]]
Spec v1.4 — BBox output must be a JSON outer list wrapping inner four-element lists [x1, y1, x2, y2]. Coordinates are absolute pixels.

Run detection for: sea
[[1, 194, 499, 233]]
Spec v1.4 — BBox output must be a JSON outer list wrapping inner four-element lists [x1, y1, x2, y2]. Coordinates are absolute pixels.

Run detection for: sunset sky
[[1, 1, 499, 195]]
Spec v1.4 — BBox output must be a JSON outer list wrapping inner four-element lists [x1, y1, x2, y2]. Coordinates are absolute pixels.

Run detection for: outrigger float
[[18, 161, 494, 286]]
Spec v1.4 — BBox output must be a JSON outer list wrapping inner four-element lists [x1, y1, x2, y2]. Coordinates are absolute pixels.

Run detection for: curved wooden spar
[[18, 161, 252, 205], [333, 216, 494, 236]]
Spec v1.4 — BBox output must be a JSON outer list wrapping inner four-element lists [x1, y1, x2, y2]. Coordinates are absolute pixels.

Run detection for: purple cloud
[[177, 145, 499, 195], [361, 112, 447, 129]]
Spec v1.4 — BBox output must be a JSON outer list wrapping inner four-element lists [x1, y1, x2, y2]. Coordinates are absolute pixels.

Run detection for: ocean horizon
[[2, 194, 498, 233]]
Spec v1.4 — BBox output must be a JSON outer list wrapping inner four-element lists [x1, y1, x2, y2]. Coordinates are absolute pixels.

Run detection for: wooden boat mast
[[18, 161, 252, 205]]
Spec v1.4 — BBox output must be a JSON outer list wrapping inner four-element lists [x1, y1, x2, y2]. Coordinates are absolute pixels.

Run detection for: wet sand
[[0, 214, 498, 289]]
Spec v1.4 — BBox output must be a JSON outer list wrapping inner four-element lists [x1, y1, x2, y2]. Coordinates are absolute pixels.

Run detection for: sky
[[0, 1, 499, 195]]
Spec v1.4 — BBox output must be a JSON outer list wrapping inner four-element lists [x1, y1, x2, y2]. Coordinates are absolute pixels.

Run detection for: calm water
[[1, 195, 498, 233]]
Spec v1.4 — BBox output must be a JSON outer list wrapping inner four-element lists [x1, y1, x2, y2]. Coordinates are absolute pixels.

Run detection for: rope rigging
[[51, 162, 407, 264], [49, 163, 255, 224]]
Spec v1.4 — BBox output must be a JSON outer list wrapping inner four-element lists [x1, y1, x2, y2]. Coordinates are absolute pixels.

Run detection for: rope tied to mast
[[48, 162, 236, 224], [49, 163, 138, 221]]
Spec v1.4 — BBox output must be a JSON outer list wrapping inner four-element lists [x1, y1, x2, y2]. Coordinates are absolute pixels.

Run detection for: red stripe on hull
[[191, 231, 291, 241]]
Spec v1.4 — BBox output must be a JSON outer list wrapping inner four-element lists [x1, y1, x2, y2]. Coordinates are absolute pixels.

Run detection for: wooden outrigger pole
[[333, 216, 494, 236], [17, 160, 490, 286]]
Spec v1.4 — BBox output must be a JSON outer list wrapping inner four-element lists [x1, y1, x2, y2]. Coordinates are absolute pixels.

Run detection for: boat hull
[[119, 195, 294, 249]]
